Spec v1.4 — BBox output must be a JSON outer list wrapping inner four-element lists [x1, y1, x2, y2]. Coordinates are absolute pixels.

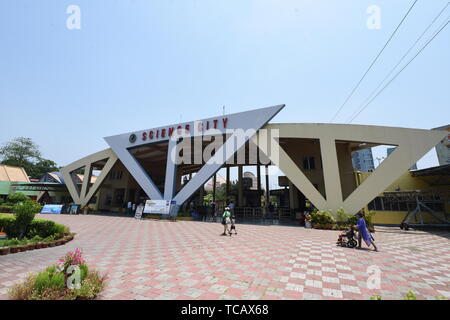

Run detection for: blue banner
[[40, 204, 63, 214]]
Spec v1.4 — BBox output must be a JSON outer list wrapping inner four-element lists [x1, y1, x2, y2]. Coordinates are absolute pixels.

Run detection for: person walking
[[230, 214, 237, 235], [228, 200, 235, 216], [221, 206, 232, 236], [127, 201, 133, 216], [355, 212, 378, 251]]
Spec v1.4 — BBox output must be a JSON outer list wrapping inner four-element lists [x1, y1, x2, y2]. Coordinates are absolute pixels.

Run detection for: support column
[[265, 165, 270, 207], [198, 185, 204, 206], [164, 139, 178, 201], [212, 174, 217, 203], [226, 166, 230, 203], [288, 181, 299, 210], [238, 165, 244, 207], [319, 138, 343, 211], [80, 163, 92, 201], [257, 165, 261, 207]]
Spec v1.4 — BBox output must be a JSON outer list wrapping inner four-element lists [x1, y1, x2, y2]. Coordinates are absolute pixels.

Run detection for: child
[[337, 226, 355, 246], [221, 207, 232, 236], [229, 215, 237, 235]]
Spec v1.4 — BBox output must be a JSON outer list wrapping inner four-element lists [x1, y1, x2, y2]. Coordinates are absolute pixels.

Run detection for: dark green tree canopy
[[0, 137, 59, 179], [0, 137, 41, 165]]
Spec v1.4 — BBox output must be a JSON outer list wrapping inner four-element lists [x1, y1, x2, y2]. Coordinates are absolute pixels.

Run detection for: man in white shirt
[[127, 201, 132, 216]]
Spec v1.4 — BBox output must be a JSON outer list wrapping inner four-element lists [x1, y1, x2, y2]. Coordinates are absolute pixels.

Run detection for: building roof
[[0, 165, 30, 182], [432, 124, 450, 131], [39, 171, 97, 185], [410, 164, 450, 186]]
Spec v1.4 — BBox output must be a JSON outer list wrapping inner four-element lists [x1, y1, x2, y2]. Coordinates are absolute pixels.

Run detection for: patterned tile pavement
[[0, 214, 449, 300]]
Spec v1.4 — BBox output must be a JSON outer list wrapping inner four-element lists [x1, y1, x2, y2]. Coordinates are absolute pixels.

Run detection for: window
[[109, 170, 123, 180], [303, 157, 316, 170]]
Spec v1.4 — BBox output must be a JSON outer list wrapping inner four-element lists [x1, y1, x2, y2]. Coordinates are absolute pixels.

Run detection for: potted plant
[[304, 214, 312, 229], [47, 239, 56, 247], [10, 245, 20, 254], [18, 244, 28, 252], [0, 246, 10, 255]]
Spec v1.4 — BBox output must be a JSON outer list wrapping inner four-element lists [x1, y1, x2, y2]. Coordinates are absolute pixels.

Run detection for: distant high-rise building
[[387, 147, 417, 170], [352, 148, 375, 172], [432, 125, 450, 166]]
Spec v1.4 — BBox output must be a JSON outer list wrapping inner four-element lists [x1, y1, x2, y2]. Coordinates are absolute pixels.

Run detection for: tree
[[0, 137, 41, 167], [0, 137, 59, 179], [30, 159, 59, 178]]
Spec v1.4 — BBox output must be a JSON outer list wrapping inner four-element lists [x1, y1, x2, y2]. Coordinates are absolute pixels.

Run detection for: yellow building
[[358, 165, 450, 225]]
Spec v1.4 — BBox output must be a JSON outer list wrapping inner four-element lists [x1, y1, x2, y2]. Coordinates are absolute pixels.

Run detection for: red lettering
[[142, 132, 147, 141], [206, 121, 210, 130], [222, 118, 228, 128], [168, 127, 174, 136], [185, 124, 190, 133], [161, 128, 166, 138], [156, 130, 159, 139], [177, 125, 182, 135], [213, 119, 218, 129], [149, 131, 154, 139]]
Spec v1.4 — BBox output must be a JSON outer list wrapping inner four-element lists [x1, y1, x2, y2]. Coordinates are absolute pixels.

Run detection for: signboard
[[40, 204, 64, 214], [134, 204, 144, 219], [70, 205, 79, 215], [143, 200, 171, 214]]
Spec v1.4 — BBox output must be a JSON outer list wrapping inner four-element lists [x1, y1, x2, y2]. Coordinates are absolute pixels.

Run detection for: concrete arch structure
[[60, 148, 118, 207], [60, 105, 447, 215], [254, 123, 446, 213]]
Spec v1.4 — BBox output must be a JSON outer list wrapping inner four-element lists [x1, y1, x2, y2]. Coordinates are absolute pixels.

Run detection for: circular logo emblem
[[129, 134, 137, 143]]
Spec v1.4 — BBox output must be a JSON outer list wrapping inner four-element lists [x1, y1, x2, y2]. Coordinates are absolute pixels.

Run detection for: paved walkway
[[1, 214, 449, 300]]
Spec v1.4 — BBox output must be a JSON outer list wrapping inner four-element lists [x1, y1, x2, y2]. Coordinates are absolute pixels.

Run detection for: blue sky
[[0, 0, 449, 175]]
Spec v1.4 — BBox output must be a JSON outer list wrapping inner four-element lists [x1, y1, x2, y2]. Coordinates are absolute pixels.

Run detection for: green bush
[[0, 214, 18, 236], [14, 200, 41, 239], [6, 192, 30, 205], [9, 251, 107, 300], [80, 264, 89, 281], [311, 210, 335, 226], [34, 272, 52, 294], [347, 214, 358, 226], [0, 205, 14, 213], [336, 208, 353, 225], [28, 219, 68, 239], [0, 213, 69, 241], [34, 270, 65, 295], [405, 290, 417, 300]]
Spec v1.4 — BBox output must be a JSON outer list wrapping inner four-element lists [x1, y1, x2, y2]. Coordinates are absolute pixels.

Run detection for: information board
[[134, 204, 144, 219], [143, 200, 171, 214], [40, 204, 64, 214]]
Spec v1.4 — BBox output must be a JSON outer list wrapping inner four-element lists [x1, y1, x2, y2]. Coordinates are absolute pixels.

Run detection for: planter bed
[[0, 233, 76, 256]]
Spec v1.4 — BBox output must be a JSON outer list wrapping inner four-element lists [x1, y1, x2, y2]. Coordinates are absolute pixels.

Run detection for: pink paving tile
[[0, 215, 449, 300]]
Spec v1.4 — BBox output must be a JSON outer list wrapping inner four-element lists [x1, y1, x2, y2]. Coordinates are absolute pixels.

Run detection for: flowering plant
[[305, 214, 312, 222], [58, 248, 85, 273]]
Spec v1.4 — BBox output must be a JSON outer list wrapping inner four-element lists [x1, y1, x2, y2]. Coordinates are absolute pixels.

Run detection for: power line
[[346, 2, 450, 122], [329, 0, 419, 123], [348, 17, 450, 123]]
